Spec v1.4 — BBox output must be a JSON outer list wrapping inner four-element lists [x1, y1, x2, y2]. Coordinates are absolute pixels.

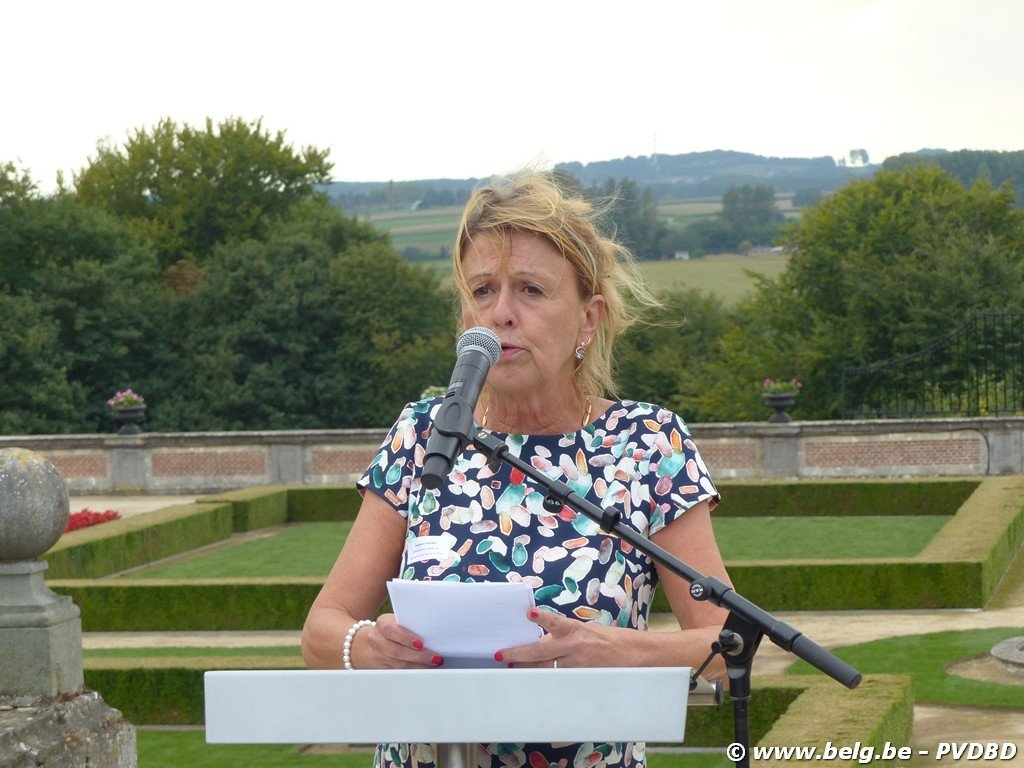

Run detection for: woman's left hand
[[495, 608, 623, 668]]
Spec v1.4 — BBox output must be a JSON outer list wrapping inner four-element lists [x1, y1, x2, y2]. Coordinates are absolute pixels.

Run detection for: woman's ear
[[582, 294, 606, 338]]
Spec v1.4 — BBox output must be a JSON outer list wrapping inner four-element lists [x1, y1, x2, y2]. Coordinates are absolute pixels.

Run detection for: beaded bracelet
[[342, 619, 376, 670]]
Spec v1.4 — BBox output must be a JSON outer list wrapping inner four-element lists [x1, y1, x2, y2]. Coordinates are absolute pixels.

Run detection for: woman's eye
[[472, 285, 492, 298], [524, 284, 543, 296]]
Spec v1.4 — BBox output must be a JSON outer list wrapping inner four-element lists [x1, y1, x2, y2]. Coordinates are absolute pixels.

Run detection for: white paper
[[387, 580, 542, 668]]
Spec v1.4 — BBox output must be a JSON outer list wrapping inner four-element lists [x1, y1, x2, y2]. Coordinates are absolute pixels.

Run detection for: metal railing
[[841, 312, 1024, 418]]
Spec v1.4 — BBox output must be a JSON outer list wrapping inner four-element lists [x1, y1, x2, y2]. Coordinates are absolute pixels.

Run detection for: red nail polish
[[528, 608, 538, 619], [494, 651, 504, 662], [431, 655, 444, 666], [412, 639, 423, 650], [507, 662, 515, 668]]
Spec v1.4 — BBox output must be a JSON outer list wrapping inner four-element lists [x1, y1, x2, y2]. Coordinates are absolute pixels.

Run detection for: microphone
[[421, 327, 502, 490]]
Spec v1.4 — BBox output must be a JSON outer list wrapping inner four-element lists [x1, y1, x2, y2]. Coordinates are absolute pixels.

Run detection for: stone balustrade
[[1, 417, 1020, 494]]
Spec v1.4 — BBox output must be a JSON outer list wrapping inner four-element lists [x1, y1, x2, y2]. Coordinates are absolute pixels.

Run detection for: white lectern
[[206, 668, 707, 768]]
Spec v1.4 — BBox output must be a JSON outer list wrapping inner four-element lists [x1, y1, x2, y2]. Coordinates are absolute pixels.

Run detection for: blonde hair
[[453, 169, 660, 400]]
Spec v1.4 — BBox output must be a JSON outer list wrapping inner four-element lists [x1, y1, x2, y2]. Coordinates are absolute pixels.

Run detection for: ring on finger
[[552, 659, 558, 669]]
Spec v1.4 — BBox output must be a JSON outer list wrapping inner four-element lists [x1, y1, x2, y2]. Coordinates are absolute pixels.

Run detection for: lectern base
[[435, 743, 479, 768]]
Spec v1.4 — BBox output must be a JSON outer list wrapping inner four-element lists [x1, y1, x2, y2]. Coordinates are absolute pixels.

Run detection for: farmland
[[365, 198, 792, 305]]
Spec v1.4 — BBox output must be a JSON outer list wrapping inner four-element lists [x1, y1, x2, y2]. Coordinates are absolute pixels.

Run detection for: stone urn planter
[[762, 391, 798, 423], [112, 404, 147, 434]]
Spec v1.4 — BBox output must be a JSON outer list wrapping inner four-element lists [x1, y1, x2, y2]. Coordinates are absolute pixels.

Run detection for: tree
[[0, 166, 166, 432], [614, 288, 731, 422], [0, 161, 35, 206], [721, 184, 782, 245], [0, 292, 79, 433], [73, 117, 333, 269], [585, 178, 665, 259], [848, 149, 870, 167], [697, 166, 1024, 420], [883, 149, 1024, 205], [665, 184, 783, 257], [792, 187, 823, 208], [148, 202, 456, 431]]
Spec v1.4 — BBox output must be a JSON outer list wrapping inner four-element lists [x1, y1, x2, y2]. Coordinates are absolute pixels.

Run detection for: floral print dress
[[358, 398, 719, 768]]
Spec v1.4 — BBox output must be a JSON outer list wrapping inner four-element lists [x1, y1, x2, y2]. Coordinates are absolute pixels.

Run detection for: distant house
[[673, 250, 691, 260]]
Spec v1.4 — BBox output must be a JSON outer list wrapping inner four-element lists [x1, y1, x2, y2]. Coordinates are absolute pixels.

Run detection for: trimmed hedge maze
[[46, 478, 1024, 632], [46, 483, 945, 746]]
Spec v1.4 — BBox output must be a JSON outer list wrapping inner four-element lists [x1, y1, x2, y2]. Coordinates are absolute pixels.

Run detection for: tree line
[[3, 118, 1023, 435], [0, 118, 457, 434]]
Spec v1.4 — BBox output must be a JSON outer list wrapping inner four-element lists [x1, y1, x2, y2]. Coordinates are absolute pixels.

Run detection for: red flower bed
[[65, 508, 121, 532]]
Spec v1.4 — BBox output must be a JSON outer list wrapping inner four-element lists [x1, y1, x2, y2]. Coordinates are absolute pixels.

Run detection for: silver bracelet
[[342, 619, 376, 670]]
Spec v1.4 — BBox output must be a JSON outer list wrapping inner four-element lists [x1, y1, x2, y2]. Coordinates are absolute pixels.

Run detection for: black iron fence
[[841, 312, 1024, 418]]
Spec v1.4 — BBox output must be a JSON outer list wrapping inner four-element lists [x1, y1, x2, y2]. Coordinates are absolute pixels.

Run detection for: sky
[[4, 0, 1023, 191]]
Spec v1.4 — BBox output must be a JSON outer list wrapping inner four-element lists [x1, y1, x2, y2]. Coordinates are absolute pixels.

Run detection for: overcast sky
[[5, 0, 1023, 191]]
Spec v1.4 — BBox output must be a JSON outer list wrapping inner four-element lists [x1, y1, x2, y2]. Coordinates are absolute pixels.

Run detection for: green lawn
[[788, 627, 1024, 708], [136, 730, 728, 768], [130, 515, 949, 580], [713, 515, 950, 560], [84, 646, 301, 659], [137, 730, 373, 768], [131, 522, 352, 579]]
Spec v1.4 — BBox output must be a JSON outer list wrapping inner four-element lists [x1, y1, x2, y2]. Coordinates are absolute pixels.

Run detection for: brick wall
[[804, 435, 983, 469], [2, 418, 1019, 493]]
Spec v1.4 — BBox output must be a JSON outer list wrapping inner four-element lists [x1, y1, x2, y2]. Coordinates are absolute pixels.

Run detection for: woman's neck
[[479, 392, 605, 434]]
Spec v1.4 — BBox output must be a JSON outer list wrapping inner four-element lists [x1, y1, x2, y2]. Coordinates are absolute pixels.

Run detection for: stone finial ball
[[0, 447, 70, 561]]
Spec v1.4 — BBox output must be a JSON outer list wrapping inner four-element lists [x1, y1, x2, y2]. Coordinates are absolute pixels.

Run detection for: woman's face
[[460, 232, 604, 401]]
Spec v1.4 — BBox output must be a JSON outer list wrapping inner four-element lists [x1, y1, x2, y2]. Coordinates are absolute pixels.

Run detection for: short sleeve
[[357, 399, 437, 517], [644, 409, 720, 537]]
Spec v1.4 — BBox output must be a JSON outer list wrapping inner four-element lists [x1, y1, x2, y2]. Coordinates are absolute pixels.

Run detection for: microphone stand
[[470, 428, 861, 768]]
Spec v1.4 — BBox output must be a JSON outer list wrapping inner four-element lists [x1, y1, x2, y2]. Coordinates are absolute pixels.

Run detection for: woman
[[302, 171, 732, 768]]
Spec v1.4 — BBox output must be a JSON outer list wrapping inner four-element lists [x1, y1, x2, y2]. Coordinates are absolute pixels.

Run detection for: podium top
[[206, 668, 702, 745]]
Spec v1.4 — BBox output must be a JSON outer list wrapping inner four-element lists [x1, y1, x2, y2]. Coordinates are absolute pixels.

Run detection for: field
[[637, 253, 789, 303], [368, 199, 792, 305]]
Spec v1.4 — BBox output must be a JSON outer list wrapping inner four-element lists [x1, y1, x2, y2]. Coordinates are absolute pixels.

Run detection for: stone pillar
[[0, 447, 136, 767], [762, 427, 801, 478]]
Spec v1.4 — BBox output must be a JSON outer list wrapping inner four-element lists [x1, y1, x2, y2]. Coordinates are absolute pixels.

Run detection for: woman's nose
[[491, 289, 516, 326]]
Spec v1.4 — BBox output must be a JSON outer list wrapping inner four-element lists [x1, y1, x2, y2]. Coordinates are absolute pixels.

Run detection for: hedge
[[52, 561, 988, 631], [53, 579, 324, 632], [48, 478, 1024, 627], [43, 502, 234, 579], [45, 485, 361, 580], [754, 675, 914, 767], [84, 652, 905, 751], [916, 476, 1024, 601], [714, 479, 978, 517], [645, 477, 1023, 611], [85, 655, 305, 725], [199, 486, 290, 532], [285, 485, 362, 522]]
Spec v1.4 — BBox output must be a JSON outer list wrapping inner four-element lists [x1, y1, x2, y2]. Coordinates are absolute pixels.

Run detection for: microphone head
[[457, 327, 501, 365]]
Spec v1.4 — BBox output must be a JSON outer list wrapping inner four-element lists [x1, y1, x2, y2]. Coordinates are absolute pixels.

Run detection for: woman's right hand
[[352, 613, 445, 669]]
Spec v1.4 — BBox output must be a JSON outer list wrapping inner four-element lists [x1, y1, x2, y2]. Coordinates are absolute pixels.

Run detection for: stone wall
[[2, 418, 1020, 494]]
